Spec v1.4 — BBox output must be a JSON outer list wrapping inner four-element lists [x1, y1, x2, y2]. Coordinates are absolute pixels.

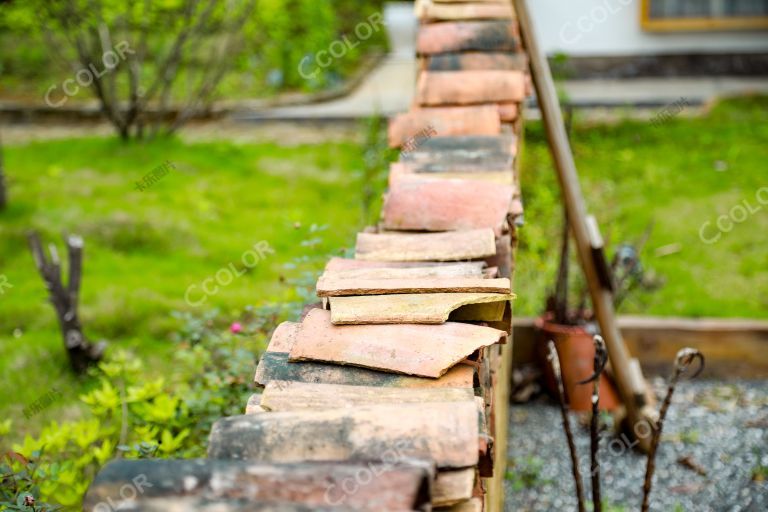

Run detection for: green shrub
[[0, 308, 273, 509]]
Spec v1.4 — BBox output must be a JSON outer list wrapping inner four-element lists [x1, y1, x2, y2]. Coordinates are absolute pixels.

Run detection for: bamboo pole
[[512, 0, 653, 451]]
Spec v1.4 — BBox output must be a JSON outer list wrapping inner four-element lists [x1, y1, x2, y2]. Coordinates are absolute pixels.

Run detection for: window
[[641, 0, 768, 31]]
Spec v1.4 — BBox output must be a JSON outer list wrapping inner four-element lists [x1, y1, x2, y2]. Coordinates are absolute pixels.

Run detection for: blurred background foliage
[[0, 0, 389, 102]]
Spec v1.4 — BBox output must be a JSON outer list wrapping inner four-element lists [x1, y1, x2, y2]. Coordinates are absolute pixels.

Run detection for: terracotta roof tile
[[381, 177, 515, 235], [85, 459, 433, 512], [388, 105, 501, 147], [208, 401, 480, 468], [424, 52, 528, 71], [417, 21, 519, 55], [355, 228, 497, 262], [416, 0, 514, 21], [417, 70, 526, 106], [288, 309, 505, 378], [328, 292, 513, 325]]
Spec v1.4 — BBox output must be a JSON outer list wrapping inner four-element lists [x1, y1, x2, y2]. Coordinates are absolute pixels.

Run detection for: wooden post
[[512, 0, 652, 451]]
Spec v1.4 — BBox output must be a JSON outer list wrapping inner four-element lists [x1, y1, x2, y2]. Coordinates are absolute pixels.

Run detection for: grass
[[1, 95, 766, 445], [0, 132, 385, 442], [515, 95, 768, 319]]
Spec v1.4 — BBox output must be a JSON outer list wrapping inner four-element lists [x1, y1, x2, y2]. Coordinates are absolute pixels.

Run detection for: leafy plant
[[1, 307, 271, 509], [359, 113, 395, 225], [505, 456, 548, 491]]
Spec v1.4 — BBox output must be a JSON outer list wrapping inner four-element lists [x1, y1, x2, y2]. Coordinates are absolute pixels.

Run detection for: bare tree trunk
[[28, 232, 106, 373], [0, 129, 7, 211]]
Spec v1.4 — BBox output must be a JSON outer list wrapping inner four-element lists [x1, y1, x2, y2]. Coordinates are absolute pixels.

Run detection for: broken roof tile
[[416, 0, 514, 22], [388, 105, 501, 148], [266, 321, 300, 352], [425, 52, 528, 72], [322, 263, 486, 281], [390, 162, 516, 187], [417, 70, 526, 106], [328, 292, 513, 325], [84, 459, 433, 512], [258, 381, 475, 412], [399, 134, 516, 173], [433, 468, 477, 507], [255, 351, 477, 389], [498, 102, 519, 122], [324, 257, 488, 272], [442, 497, 484, 512], [317, 274, 511, 297], [381, 177, 514, 235], [288, 309, 505, 378], [355, 228, 497, 262], [417, 21, 519, 55], [208, 401, 480, 469]]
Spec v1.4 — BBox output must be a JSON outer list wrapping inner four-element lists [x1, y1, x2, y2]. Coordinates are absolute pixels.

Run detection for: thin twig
[[641, 348, 704, 512], [578, 335, 608, 512], [547, 341, 586, 512]]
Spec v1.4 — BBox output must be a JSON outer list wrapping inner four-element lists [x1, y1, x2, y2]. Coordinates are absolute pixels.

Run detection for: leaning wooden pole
[[512, 0, 652, 451]]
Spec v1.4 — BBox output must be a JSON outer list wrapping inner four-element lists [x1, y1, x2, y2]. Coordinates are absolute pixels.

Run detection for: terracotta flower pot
[[535, 314, 620, 412]]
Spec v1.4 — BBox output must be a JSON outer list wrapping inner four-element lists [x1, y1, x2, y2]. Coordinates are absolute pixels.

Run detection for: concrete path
[[559, 76, 768, 108], [242, 2, 417, 120]]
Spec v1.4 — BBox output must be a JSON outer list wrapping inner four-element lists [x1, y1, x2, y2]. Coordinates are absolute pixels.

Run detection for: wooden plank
[[328, 293, 513, 325], [208, 401, 480, 469], [259, 381, 476, 412], [317, 275, 511, 297], [289, 309, 506, 378], [389, 105, 501, 148], [512, 316, 768, 378], [355, 229, 497, 262], [434, 468, 476, 507], [254, 351, 477, 389], [417, 21, 519, 55], [84, 459, 433, 512], [382, 178, 513, 235], [514, 0, 652, 451], [417, 70, 526, 106], [416, 0, 514, 21], [325, 257, 488, 272], [400, 135, 516, 173], [425, 52, 528, 72]]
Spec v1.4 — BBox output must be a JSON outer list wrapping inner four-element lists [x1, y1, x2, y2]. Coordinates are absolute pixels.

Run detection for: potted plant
[[537, 207, 652, 411]]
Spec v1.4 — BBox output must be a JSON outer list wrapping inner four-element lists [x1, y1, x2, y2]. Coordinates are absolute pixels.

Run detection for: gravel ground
[[505, 380, 768, 512]]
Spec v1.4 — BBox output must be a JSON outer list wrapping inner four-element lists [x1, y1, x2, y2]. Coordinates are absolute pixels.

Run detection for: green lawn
[[515, 95, 768, 319], [0, 133, 385, 440], [1, 96, 766, 446]]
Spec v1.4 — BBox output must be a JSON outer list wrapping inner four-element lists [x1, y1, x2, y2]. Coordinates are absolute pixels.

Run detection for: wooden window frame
[[641, 0, 768, 31]]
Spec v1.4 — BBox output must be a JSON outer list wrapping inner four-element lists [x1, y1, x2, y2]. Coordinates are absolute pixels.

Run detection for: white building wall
[[527, 0, 768, 56]]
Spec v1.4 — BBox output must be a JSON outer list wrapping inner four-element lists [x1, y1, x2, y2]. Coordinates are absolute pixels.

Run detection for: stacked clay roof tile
[[84, 1, 530, 510]]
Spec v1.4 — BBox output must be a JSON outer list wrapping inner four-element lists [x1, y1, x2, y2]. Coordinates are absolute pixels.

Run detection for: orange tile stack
[[84, 1, 529, 510]]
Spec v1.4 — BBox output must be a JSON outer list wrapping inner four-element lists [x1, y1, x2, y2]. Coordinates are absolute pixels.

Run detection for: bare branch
[[641, 348, 705, 511], [547, 341, 586, 512]]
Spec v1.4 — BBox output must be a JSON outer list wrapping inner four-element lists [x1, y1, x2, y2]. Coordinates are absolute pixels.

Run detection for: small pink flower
[[230, 322, 243, 334]]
